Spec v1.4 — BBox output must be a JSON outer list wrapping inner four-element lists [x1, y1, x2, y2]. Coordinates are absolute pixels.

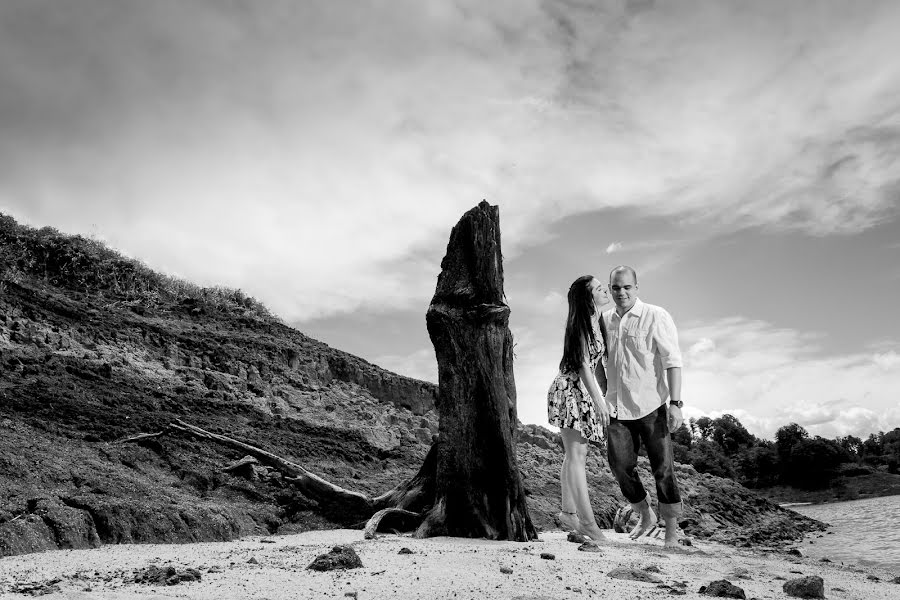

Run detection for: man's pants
[[607, 404, 683, 520]]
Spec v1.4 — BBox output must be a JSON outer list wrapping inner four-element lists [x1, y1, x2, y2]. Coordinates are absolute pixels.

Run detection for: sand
[[0, 528, 897, 599]]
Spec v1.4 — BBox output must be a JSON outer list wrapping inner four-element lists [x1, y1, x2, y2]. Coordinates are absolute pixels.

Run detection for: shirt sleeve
[[653, 309, 683, 369]]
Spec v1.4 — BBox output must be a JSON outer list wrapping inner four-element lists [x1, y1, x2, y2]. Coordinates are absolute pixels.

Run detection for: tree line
[[668, 414, 900, 489]]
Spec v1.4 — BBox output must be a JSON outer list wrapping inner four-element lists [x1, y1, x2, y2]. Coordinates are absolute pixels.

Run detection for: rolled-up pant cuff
[[630, 495, 650, 512], [659, 500, 683, 520]]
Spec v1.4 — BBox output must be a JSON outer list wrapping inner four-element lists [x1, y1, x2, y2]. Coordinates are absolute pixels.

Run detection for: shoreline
[[1, 529, 897, 599]]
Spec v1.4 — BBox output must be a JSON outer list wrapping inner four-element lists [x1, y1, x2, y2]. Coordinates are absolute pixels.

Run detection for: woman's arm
[[594, 360, 608, 397], [579, 357, 609, 428]]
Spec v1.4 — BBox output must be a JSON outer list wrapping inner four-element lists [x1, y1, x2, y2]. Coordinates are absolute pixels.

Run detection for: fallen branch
[[116, 431, 164, 444]]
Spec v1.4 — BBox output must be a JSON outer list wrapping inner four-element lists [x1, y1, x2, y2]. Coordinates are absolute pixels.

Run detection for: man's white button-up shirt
[[602, 298, 683, 420]]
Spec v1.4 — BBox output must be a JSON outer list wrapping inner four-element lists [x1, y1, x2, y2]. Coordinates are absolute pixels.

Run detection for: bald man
[[602, 265, 684, 548]]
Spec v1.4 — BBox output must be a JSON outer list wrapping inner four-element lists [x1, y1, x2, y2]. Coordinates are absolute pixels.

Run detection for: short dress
[[547, 334, 607, 443]]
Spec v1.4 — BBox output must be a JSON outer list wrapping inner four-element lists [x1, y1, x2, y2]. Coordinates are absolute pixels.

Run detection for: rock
[[10, 578, 62, 596], [607, 567, 663, 584], [782, 575, 825, 599], [247, 556, 258, 564], [700, 580, 746, 598], [567, 531, 587, 543], [578, 541, 602, 553], [787, 548, 803, 557], [134, 565, 202, 586], [892, 576, 900, 584], [540, 552, 555, 560], [500, 566, 513, 574], [307, 545, 363, 571], [679, 537, 692, 546], [398, 547, 414, 554], [866, 574, 880, 581], [727, 567, 751, 580], [222, 456, 259, 479]]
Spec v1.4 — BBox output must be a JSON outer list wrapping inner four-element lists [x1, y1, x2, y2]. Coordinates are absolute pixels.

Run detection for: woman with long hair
[[547, 275, 611, 541]]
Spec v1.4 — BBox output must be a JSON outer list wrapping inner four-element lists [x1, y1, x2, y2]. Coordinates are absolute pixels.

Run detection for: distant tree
[[694, 416, 714, 441], [710, 414, 756, 456], [687, 440, 734, 479], [735, 442, 780, 488], [837, 435, 863, 459], [671, 423, 693, 464], [775, 423, 808, 462], [784, 437, 850, 489], [883, 428, 900, 474], [860, 432, 884, 465]]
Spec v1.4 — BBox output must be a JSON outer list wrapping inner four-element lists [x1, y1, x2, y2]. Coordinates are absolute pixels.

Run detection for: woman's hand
[[593, 397, 610, 429]]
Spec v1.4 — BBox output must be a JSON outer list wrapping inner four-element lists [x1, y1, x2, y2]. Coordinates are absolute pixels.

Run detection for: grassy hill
[[0, 213, 823, 556]]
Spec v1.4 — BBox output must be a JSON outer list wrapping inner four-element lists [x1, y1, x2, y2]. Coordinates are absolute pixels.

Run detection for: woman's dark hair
[[559, 275, 597, 373]]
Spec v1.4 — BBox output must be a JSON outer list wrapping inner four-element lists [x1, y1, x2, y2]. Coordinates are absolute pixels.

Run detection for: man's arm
[[666, 366, 683, 431]]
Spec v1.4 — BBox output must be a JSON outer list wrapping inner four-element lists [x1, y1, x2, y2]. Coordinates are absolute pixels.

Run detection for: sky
[[2, 0, 899, 440]]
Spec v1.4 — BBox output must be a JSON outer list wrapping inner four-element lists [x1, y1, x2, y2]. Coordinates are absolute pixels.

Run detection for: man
[[602, 265, 684, 548]]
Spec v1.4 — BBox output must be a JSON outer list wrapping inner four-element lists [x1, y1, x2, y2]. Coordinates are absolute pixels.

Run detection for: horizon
[[2, 0, 899, 440]]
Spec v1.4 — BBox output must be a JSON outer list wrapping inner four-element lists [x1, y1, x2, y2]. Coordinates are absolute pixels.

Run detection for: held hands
[[593, 397, 610, 430], [667, 404, 683, 432]]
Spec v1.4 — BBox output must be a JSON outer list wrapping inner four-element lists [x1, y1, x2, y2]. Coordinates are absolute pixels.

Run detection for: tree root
[[129, 419, 438, 534]]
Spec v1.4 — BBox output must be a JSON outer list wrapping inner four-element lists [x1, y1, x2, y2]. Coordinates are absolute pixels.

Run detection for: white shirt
[[602, 298, 683, 420]]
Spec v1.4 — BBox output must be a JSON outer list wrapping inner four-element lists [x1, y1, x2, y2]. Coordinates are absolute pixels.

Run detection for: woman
[[547, 275, 611, 542]]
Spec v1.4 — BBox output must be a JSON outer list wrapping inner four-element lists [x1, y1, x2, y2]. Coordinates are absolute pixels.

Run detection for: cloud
[[680, 318, 900, 439], [2, 0, 900, 321], [606, 242, 623, 254]]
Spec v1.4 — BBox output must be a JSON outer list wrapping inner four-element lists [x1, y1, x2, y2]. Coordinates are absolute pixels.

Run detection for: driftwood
[[124, 202, 535, 541]]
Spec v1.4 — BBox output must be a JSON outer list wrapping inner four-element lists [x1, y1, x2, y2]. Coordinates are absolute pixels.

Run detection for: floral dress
[[547, 333, 606, 443]]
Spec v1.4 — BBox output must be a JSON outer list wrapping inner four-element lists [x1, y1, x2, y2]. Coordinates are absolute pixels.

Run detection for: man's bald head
[[609, 265, 637, 285]]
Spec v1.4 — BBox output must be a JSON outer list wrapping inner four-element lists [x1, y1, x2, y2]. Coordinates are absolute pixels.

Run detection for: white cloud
[[606, 242, 623, 254], [680, 318, 900, 439], [2, 0, 899, 322]]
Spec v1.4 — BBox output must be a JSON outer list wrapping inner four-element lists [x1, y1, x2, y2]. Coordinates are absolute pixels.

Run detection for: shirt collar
[[612, 297, 644, 320]]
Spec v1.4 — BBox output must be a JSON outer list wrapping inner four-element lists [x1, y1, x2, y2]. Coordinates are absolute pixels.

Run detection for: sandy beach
[[1, 528, 897, 599]]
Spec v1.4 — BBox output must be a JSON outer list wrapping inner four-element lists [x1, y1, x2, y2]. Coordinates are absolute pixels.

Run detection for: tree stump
[[420, 200, 537, 541]]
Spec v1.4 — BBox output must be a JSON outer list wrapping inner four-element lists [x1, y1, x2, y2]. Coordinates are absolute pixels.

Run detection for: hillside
[[0, 213, 823, 556]]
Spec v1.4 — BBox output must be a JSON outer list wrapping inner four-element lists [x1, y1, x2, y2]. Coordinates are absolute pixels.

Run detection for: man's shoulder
[[640, 302, 675, 321]]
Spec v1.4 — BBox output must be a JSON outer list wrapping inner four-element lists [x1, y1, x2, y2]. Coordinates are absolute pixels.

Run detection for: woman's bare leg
[[560, 428, 606, 541]]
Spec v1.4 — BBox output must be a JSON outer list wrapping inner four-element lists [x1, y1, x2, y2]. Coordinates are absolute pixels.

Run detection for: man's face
[[610, 270, 638, 312]]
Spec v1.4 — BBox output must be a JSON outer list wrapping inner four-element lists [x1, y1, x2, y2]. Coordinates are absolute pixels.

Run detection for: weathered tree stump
[[420, 200, 537, 541]]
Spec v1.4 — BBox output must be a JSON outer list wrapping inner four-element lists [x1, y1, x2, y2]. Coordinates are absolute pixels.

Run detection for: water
[[789, 494, 900, 572]]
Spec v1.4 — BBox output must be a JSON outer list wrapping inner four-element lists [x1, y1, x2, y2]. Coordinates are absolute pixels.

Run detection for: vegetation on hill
[[0, 214, 274, 320], [670, 414, 900, 499]]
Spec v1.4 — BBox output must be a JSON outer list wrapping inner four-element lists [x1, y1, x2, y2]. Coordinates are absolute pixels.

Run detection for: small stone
[[700, 579, 746, 599], [398, 547, 414, 555], [678, 538, 692, 546], [247, 557, 259, 564], [645, 565, 662, 573], [540, 553, 555, 560], [307, 546, 364, 571], [344, 593, 358, 599], [500, 566, 513, 574], [892, 576, 900, 584], [787, 548, 803, 557], [867, 575, 880, 581], [608, 567, 663, 584], [783, 575, 825, 599], [567, 531, 587, 543], [819, 558, 831, 563], [578, 541, 602, 553]]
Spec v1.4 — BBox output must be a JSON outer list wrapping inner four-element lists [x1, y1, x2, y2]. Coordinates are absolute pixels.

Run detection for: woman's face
[[590, 278, 610, 310]]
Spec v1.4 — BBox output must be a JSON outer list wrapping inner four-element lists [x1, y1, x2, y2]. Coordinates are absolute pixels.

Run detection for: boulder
[[307, 545, 363, 571], [700, 580, 746, 598], [783, 575, 825, 599]]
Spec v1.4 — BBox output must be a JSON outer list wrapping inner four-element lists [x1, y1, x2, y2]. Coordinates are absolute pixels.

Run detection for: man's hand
[[667, 404, 683, 432]]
